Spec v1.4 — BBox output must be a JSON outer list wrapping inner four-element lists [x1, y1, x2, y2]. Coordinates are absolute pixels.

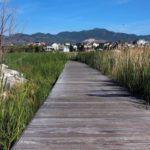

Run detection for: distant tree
[[69, 45, 74, 52], [0, 0, 17, 62], [35, 46, 40, 52], [133, 40, 137, 45], [78, 45, 84, 52], [76, 43, 84, 52]]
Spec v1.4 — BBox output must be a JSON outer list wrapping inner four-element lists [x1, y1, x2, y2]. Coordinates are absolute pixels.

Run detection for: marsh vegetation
[[1, 48, 150, 149], [0, 52, 67, 150], [75, 48, 150, 105]]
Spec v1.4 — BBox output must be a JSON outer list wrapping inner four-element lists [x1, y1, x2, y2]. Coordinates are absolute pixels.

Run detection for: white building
[[63, 46, 70, 52], [52, 43, 59, 50], [137, 39, 149, 47], [44, 46, 53, 51], [44, 44, 70, 52], [93, 42, 99, 48], [73, 45, 78, 51]]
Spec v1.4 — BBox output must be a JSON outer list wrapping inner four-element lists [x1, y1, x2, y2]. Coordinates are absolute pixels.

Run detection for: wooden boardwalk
[[13, 61, 150, 150]]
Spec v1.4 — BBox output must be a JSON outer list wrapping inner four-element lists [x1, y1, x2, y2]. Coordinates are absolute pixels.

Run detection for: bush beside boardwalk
[[75, 49, 150, 105], [0, 52, 67, 150]]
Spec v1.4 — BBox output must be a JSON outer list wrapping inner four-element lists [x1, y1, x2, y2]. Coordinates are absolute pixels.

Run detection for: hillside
[[8, 28, 150, 44]]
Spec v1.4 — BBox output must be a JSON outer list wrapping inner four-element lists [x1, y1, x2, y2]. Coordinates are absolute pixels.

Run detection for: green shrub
[[0, 52, 67, 150]]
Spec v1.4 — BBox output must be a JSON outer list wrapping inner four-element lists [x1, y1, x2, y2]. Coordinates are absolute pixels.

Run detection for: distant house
[[93, 42, 99, 48], [58, 45, 64, 51], [44, 46, 53, 51], [44, 43, 71, 52], [137, 39, 149, 47], [51, 43, 59, 50], [65, 43, 71, 47], [72, 45, 78, 51], [82, 39, 107, 51], [63, 43, 71, 52], [63, 46, 70, 52], [28, 42, 46, 46]]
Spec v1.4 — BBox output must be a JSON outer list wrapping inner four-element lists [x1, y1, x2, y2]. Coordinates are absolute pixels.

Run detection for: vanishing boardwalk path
[[13, 61, 150, 150]]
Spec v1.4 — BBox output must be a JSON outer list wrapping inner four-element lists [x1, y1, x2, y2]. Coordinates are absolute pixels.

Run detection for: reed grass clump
[[0, 52, 67, 150], [76, 49, 150, 102]]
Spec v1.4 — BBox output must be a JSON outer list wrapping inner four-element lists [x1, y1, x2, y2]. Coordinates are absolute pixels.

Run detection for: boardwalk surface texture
[[13, 61, 150, 150]]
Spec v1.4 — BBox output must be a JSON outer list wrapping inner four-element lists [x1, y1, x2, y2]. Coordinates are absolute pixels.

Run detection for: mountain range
[[7, 28, 150, 44]]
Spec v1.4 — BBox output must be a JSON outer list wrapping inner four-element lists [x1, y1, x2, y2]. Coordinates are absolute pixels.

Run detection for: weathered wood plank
[[12, 61, 150, 150]]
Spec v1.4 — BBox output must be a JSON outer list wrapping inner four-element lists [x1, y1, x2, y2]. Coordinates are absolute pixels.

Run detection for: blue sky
[[9, 0, 150, 35]]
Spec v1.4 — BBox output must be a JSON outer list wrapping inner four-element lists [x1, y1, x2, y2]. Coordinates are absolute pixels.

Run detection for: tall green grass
[[76, 49, 150, 104], [0, 52, 67, 150]]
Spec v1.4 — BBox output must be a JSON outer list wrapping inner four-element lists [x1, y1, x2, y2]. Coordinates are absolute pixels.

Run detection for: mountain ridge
[[9, 28, 150, 44]]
